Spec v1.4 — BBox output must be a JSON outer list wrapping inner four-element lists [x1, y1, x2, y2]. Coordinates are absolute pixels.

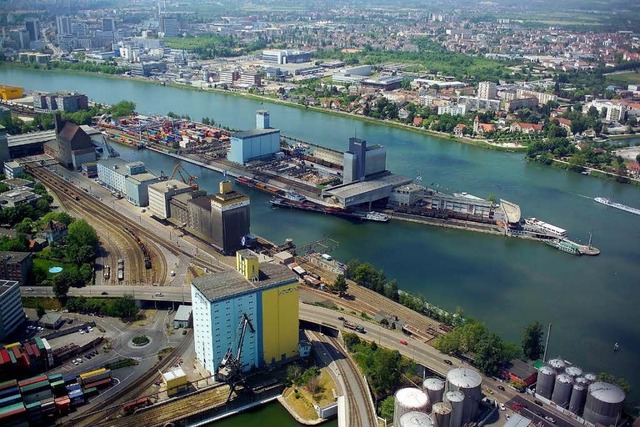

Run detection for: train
[[122, 396, 150, 415], [122, 226, 152, 270]]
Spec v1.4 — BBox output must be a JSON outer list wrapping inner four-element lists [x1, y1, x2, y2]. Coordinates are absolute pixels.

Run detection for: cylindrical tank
[[565, 366, 583, 378], [446, 368, 482, 424], [431, 402, 452, 427], [551, 373, 573, 407], [445, 390, 465, 427], [423, 377, 445, 405], [583, 382, 625, 427], [536, 366, 557, 399], [394, 388, 430, 427], [575, 377, 590, 387], [548, 358, 566, 373], [569, 383, 587, 414], [584, 372, 597, 384], [399, 411, 433, 427]]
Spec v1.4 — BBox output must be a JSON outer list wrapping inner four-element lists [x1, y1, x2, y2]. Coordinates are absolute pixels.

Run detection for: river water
[[2, 68, 639, 408]]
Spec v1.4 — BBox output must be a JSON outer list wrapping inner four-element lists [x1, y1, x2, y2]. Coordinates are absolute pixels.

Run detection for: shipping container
[[0, 349, 9, 364], [18, 375, 47, 388], [78, 369, 111, 385], [0, 386, 19, 399], [78, 368, 106, 380], [66, 384, 80, 393], [83, 387, 98, 397], [63, 375, 77, 385], [0, 402, 25, 420], [82, 377, 112, 389], [0, 394, 22, 406], [0, 379, 17, 391], [48, 373, 63, 383], [20, 380, 50, 394], [5, 342, 20, 349], [8, 351, 16, 364], [34, 338, 44, 352], [25, 401, 41, 413]]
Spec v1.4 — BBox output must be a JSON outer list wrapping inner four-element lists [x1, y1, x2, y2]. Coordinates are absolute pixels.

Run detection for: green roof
[[533, 360, 545, 370]]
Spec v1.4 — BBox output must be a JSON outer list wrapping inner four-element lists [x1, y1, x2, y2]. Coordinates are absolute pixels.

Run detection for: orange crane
[[170, 161, 199, 190]]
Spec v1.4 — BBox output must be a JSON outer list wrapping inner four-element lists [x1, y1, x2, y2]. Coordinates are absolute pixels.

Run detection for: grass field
[[606, 72, 640, 87], [33, 258, 76, 280]]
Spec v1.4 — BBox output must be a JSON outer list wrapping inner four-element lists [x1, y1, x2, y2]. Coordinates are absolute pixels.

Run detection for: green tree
[[53, 272, 72, 297], [522, 321, 545, 360], [379, 396, 395, 422], [108, 100, 136, 118], [36, 303, 46, 318], [343, 332, 361, 351], [332, 274, 348, 296], [66, 220, 99, 250], [15, 218, 34, 235], [475, 332, 506, 376], [112, 294, 137, 318]]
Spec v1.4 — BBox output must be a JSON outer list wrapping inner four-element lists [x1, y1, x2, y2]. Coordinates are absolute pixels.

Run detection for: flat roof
[[232, 128, 280, 139], [326, 173, 412, 200], [0, 280, 19, 298], [127, 172, 158, 183], [8, 130, 56, 147], [149, 179, 192, 192], [174, 305, 192, 322], [192, 262, 297, 303]]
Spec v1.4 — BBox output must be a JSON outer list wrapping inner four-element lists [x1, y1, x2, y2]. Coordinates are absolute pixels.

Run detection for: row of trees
[[64, 295, 137, 319]]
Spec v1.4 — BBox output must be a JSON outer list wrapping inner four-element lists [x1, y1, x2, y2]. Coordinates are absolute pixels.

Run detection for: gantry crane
[[170, 161, 198, 190], [217, 313, 255, 403]]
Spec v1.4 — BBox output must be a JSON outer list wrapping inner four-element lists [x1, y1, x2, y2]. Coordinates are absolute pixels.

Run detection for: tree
[[36, 303, 46, 318], [112, 294, 137, 318], [332, 274, 348, 296], [522, 321, 544, 360], [379, 396, 395, 422], [475, 332, 507, 376], [67, 220, 99, 249], [108, 100, 136, 118], [53, 273, 72, 298]]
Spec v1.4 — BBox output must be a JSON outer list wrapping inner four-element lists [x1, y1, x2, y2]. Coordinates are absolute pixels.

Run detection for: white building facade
[[0, 280, 24, 341]]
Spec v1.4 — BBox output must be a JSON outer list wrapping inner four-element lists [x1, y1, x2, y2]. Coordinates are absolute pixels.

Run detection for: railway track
[[67, 330, 194, 427]]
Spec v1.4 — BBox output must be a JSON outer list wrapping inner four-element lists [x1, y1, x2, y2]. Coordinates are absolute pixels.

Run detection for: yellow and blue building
[[191, 250, 299, 377]]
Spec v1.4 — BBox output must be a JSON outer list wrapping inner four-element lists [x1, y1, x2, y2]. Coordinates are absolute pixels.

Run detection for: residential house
[[41, 220, 68, 245], [0, 252, 33, 285], [556, 118, 573, 134], [510, 122, 543, 134], [454, 123, 466, 137]]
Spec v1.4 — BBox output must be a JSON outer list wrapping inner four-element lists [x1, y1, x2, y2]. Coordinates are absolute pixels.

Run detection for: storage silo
[[423, 377, 446, 405], [445, 390, 465, 427], [565, 365, 583, 378], [569, 383, 587, 414], [584, 372, 597, 384], [548, 358, 566, 373], [399, 411, 434, 427], [536, 366, 557, 399], [431, 402, 452, 427], [446, 368, 482, 424], [394, 388, 430, 427], [551, 374, 573, 407], [575, 377, 590, 387], [583, 382, 625, 427]]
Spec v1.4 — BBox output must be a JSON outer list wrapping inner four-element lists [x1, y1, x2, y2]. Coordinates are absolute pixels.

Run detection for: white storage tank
[[551, 374, 573, 408], [394, 387, 430, 427], [431, 401, 452, 427], [446, 368, 482, 424], [423, 377, 445, 405], [569, 383, 587, 414], [583, 382, 625, 427], [548, 358, 566, 373], [445, 390, 465, 427], [584, 372, 597, 384], [575, 377, 590, 387], [536, 365, 557, 399], [565, 365, 583, 378], [399, 411, 434, 427]]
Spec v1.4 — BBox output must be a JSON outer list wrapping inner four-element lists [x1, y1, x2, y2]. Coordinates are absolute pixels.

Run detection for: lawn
[[606, 72, 640, 87], [33, 258, 76, 281], [283, 368, 337, 421]]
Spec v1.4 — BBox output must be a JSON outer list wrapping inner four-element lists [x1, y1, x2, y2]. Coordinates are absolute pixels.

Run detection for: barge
[[594, 197, 640, 216]]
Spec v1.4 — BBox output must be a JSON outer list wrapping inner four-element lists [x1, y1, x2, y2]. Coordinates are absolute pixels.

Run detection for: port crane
[[100, 134, 120, 158], [217, 313, 255, 403], [170, 161, 199, 190]]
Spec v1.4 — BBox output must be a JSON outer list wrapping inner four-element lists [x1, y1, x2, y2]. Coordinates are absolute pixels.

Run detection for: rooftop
[[232, 128, 280, 139], [0, 280, 19, 298], [192, 262, 297, 303], [325, 173, 412, 200], [126, 172, 159, 184], [174, 305, 192, 322], [149, 179, 192, 192]]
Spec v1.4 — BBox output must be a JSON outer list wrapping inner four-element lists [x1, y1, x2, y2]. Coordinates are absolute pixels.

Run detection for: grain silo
[[445, 390, 465, 427], [394, 388, 430, 427], [575, 377, 590, 387], [548, 358, 566, 373], [583, 382, 625, 427], [569, 383, 587, 414], [584, 372, 597, 384], [423, 377, 446, 405], [446, 368, 482, 424], [431, 401, 452, 427], [536, 365, 557, 399], [399, 411, 434, 427], [551, 374, 573, 408], [565, 365, 583, 378]]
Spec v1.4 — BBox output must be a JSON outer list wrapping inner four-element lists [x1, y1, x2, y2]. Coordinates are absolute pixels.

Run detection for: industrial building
[[342, 137, 387, 184], [148, 179, 194, 219], [0, 188, 41, 209], [446, 367, 482, 425], [173, 305, 192, 329], [162, 367, 188, 396], [262, 49, 312, 65], [96, 159, 158, 206], [8, 125, 101, 160], [0, 85, 24, 101], [33, 92, 88, 113], [0, 280, 25, 341], [191, 250, 299, 378], [0, 252, 33, 285], [180, 181, 250, 254], [227, 111, 281, 165], [44, 116, 96, 170]]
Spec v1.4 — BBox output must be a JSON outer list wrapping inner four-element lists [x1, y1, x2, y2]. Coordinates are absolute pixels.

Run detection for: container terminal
[[94, 110, 599, 256]]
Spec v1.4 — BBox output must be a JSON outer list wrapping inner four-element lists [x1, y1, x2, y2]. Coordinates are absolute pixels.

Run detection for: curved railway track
[[67, 330, 194, 427]]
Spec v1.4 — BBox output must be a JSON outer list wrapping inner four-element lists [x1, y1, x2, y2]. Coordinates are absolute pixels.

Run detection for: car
[[400, 339, 408, 345], [500, 403, 506, 411], [101, 291, 109, 295], [26, 288, 33, 292], [444, 359, 453, 365], [544, 416, 555, 424], [498, 385, 506, 391], [155, 292, 164, 297], [534, 400, 543, 406], [338, 316, 345, 321], [79, 329, 85, 334]]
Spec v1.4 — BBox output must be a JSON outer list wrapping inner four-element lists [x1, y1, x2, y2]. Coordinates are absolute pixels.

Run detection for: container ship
[[594, 197, 640, 216]]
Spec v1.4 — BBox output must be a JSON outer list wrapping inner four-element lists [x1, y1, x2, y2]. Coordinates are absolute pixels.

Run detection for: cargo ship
[[270, 196, 367, 221], [594, 197, 640, 216]]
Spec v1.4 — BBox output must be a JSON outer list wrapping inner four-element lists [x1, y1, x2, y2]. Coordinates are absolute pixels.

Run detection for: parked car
[[338, 316, 345, 321], [444, 359, 453, 365], [498, 385, 506, 391], [400, 339, 408, 345], [534, 400, 543, 406], [500, 403, 506, 411], [544, 416, 555, 424], [101, 291, 109, 295]]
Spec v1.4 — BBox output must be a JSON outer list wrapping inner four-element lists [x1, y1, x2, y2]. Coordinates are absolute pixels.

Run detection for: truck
[[343, 321, 365, 333]]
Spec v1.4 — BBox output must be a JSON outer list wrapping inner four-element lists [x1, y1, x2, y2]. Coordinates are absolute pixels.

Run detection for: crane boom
[[217, 313, 255, 383], [170, 161, 198, 190]]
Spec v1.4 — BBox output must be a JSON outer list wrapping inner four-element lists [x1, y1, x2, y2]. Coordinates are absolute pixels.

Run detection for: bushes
[[132, 336, 150, 346]]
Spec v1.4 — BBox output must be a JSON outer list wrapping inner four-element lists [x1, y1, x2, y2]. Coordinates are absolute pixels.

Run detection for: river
[[1, 68, 639, 408]]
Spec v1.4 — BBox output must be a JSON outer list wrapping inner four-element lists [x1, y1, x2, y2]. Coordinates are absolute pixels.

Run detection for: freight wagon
[[78, 368, 111, 386], [123, 396, 149, 415]]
